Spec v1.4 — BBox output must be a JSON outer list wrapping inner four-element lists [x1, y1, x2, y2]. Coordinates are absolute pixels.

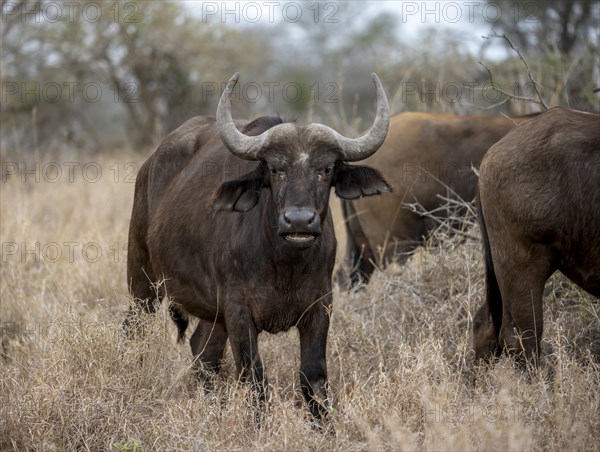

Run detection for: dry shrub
[[1, 156, 599, 450]]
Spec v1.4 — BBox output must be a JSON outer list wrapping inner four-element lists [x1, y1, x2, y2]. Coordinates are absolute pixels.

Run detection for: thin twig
[[483, 32, 549, 110], [478, 62, 541, 103], [402, 193, 480, 242]]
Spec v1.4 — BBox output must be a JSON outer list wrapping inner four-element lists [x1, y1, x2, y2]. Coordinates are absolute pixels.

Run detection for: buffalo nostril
[[278, 208, 321, 239], [280, 208, 320, 231]]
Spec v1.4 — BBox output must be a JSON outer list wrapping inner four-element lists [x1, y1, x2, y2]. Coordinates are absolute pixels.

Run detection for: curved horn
[[216, 72, 268, 160], [311, 73, 390, 162]]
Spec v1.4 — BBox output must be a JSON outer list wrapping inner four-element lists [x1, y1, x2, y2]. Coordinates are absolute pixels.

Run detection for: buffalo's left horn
[[310, 73, 390, 162], [216, 72, 268, 160]]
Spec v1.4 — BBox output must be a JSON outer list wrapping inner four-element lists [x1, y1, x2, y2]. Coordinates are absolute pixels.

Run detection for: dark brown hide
[[123, 75, 391, 424], [338, 112, 536, 285], [473, 107, 600, 362]]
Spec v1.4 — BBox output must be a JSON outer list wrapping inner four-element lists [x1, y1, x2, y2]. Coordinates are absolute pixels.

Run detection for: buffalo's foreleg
[[224, 302, 266, 409], [190, 320, 228, 389], [298, 300, 332, 426]]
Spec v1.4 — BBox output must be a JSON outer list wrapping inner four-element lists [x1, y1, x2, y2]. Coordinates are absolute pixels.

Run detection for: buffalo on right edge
[[473, 107, 600, 363], [337, 111, 536, 286]]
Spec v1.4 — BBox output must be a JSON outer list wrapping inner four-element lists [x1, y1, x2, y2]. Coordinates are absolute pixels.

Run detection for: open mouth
[[283, 233, 316, 243]]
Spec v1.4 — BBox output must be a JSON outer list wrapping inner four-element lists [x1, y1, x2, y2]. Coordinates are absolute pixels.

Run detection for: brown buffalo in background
[[473, 106, 600, 363], [337, 112, 536, 286]]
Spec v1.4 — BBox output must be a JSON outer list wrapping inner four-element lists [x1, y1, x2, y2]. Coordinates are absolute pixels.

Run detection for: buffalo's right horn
[[216, 72, 268, 161]]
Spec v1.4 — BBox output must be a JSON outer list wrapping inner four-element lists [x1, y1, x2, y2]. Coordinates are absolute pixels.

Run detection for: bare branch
[[403, 197, 480, 242], [483, 33, 549, 110], [400, 169, 481, 243], [478, 62, 543, 103]]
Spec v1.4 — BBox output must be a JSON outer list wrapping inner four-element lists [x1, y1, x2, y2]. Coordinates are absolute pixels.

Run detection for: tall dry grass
[[1, 154, 599, 451]]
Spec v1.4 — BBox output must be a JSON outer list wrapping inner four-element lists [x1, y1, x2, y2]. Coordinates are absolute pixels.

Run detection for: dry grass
[[1, 155, 599, 451]]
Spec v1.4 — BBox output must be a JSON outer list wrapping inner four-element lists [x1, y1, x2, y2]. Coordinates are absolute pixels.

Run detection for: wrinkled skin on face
[[214, 124, 391, 249]]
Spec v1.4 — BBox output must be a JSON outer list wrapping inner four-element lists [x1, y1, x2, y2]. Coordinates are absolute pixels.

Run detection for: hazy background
[[2, 4, 600, 449], [2, 0, 599, 157]]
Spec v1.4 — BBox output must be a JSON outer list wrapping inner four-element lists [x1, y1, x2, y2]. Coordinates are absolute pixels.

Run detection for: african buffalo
[[337, 112, 536, 286], [473, 106, 600, 363], [123, 73, 391, 423]]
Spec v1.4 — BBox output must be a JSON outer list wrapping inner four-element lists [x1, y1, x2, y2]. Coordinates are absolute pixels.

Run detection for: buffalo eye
[[269, 166, 285, 180], [317, 166, 334, 182]]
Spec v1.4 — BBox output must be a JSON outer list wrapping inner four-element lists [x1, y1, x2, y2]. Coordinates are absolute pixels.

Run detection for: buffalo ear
[[334, 163, 392, 199], [213, 165, 267, 212]]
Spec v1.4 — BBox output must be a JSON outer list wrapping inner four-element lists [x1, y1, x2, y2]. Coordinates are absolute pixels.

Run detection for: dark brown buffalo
[[338, 112, 535, 285], [123, 73, 391, 423], [473, 107, 600, 362]]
